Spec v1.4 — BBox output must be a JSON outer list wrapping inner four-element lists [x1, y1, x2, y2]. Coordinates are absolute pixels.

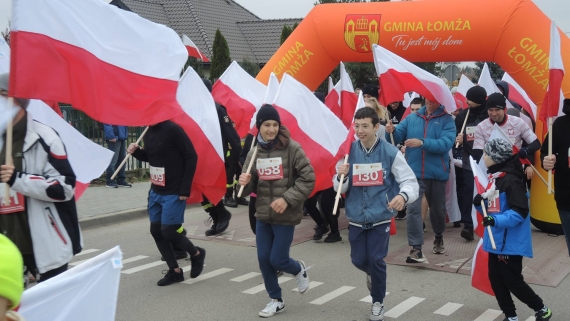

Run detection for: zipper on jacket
[[46, 207, 68, 245], [267, 150, 274, 222]]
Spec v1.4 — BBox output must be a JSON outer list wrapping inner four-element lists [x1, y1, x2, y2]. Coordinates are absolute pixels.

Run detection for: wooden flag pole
[[547, 117, 553, 194], [111, 126, 150, 180], [528, 163, 554, 193], [237, 146, 258, 198], [456, 108, 470, 148], [332, 154, 349, 216], [3, 98, 14, 206], [480, 204, 497, 250]]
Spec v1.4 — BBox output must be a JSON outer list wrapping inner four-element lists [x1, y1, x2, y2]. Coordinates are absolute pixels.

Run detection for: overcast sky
[[0, 0, 568, 41]]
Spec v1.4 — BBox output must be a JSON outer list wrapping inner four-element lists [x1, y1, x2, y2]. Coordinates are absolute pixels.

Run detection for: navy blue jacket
[[103, 124, 128, 141]]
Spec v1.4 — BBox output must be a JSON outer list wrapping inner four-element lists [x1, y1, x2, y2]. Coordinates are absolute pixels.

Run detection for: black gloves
[[473, 194, 483, 207], [518, 147, 529, 159], [482, 216, 495, 227]]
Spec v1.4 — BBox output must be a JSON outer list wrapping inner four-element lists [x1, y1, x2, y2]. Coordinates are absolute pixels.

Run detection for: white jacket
[[9, 113, 82, 273]]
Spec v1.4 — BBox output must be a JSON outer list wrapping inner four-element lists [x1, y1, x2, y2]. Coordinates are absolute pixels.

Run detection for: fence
[[60, 106, 148, 172]]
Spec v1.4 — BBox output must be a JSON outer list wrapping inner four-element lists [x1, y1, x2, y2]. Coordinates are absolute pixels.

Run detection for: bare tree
[[1, 21, 10, 44]]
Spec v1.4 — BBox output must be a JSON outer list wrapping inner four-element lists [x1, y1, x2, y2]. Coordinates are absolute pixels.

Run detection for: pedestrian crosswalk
[[70, 249, 536, 320]]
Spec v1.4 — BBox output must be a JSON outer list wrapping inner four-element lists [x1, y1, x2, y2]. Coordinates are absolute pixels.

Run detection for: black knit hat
[[256, 104, 281, 129], [466, 86, 487, 105], [484, 138, 512, 164], [486, 93, 507, 110], [362, 84, 379, 99]]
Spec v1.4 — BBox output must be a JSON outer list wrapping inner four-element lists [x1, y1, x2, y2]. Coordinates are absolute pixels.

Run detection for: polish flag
[[327, 77, 335, 94], [273, 74, 348, 194], [212, 61, 266, 137], [249, 73, 280, 136], [9, 0, 188, 126], [455, 75, 475, 109], [324, 78, 341, 118], [372, 44, 456, 112], [502, 73, 537, 119], [469, 156, 495, 296], [174, 67, 226, 204], [338, 62, 358, 128], [182, 35, 209, 62], [539, 20, 565, 135]]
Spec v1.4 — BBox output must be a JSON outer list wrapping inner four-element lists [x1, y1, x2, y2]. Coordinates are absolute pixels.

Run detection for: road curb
[[79, 207, 148, 230]]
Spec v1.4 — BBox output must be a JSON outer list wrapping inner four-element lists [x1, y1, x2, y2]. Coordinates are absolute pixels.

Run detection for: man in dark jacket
[[103, 124, 131, 188], [541, 98, 570, 257], [454, 86, 488, 240]]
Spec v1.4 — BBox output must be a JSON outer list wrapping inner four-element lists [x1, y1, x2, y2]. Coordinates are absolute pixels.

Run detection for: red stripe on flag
[[212, 80, 258, 138], [379, 69, 437, 107], [507, 83, 534, 119], [324, 90, 341, 120], [9, 31, 183, 126], [471, 239, 494, 296], [340, 90, 358, 128]]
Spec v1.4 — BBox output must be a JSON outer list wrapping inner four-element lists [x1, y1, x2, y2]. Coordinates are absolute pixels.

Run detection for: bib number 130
[[352, 163, 383, 186]]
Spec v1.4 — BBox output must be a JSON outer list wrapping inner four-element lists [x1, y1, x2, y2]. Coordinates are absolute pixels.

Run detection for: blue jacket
[[334, 139, 419, 226], [387, 105, 455, 181], [103, 124, 128, 141], [476, 158, 533, 257]]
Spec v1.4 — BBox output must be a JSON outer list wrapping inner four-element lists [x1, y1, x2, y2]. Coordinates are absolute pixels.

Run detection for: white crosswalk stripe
[[182, 268, 233, 285], [524, 317, 534, 321], [433, 302, 463, 316], [384, 296, 425, 318], [122, 261, 164, 274], [473, 309, 503, 321], [231, 272, 261, 282], [310, 286, 355, 305], [75, 249, 99, 256], [292, 281, 323, 292], [70, 255, 148, 266], [359, 292, 389, 303], [242, 277, 293, 294]]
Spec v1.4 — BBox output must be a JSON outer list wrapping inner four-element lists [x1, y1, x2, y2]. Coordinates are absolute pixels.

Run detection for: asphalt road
[[76, 210, 570, 321]]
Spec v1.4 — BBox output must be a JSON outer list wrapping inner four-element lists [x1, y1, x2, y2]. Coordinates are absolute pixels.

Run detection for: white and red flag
[[248, 73, 280, 136], [469, 155, 494, 296], [212, 61, 266, 137], [502, 73, 537, 120], [324, 78, 341, 117], [273, 74, 348, 194], [9, 0, 187, 126], [455, 75, 475, 109], [372, 44, 456, 113], [338, 62, 358, 128], [182, 34, 209, 62], [174, 67, 226, 204], [539, 20, 566, 135], [327, 77, 335, 94]]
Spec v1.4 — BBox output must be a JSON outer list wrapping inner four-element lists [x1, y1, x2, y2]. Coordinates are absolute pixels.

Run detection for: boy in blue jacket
[[335, 107, 419, 321], [474, 138, 551, 321]]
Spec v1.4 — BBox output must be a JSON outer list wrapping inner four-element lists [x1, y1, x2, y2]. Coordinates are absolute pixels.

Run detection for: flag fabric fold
[[212, 61, 266, 137], [182, 34, 209, 62], [324, 79, 341, 117], [174, 67, 226, 204], [19, 246, 123, 321], [372, 44, 456, 112], [249, 73, 280, 136], [273, 74, 348, 194], [455, 75, 475, 109], [338, 62, 358, 128], [10, 0, 187, 126], [502, 73, 537, 120], [539, 20, 565, 135]]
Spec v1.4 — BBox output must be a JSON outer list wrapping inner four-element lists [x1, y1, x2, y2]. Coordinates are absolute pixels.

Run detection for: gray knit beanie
[[0, 73, 30, 109], [484, 138, 512, 164]]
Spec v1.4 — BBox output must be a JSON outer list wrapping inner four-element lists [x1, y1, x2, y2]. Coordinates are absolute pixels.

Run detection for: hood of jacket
[[496, 80, 510, 98]]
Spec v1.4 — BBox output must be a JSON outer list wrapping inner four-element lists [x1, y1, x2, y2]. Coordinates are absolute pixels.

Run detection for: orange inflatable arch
[[257, 0, 570, 232]]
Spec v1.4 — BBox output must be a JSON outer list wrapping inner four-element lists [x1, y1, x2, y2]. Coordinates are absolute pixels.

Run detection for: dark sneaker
[[204, 226, 218, 236], [223, 197, 238, 208], [235, 197, 249, 206], [406, 248, 427, 263], [313, 226, 329, 241], [535, 306, 552, 320], [157, 268, 184, 286], [106, 183, 118, 188], [461, 227, 474, 241], [161, 250, 188, 261], [453, 222, 461, 228], [215, 210, 232, 234], [303, 206, 309, 216], [395, 211, 406, 220], [369, 302, 385, 321], [433, 238, 445, 254], [117, 181, 132, 188], [259, 299, 284, 318], [324, 232, 342, 243], [190, 247, 206, 278]]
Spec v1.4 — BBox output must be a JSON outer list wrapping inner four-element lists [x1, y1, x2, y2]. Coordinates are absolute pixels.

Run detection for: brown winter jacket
[[241, 126, 315, 226]]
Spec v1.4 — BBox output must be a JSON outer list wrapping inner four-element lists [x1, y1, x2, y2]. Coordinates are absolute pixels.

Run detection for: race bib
[[487, 190, 501, 213], [352, 163, 383, 186], [150, 166, 166, 186], [257, 157, 283, 181], [0, 184, 25, 214], [465, 126, 476, 142]]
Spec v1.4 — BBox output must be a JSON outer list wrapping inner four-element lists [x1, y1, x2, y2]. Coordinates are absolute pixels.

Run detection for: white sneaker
[[259, 299, 284, 318], [369, 302, 384, 321], [295, 260, 310, 294]]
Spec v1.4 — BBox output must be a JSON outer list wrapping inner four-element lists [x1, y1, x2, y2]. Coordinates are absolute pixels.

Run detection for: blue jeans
[[106, 140, 126, 184], [349, 222, 390, 304], [558, 210, 570, 256], [256, 220, 302, 299]]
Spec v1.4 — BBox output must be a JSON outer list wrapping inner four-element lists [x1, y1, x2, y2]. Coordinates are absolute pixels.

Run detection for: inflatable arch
[[257, 0, 570, 232]]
